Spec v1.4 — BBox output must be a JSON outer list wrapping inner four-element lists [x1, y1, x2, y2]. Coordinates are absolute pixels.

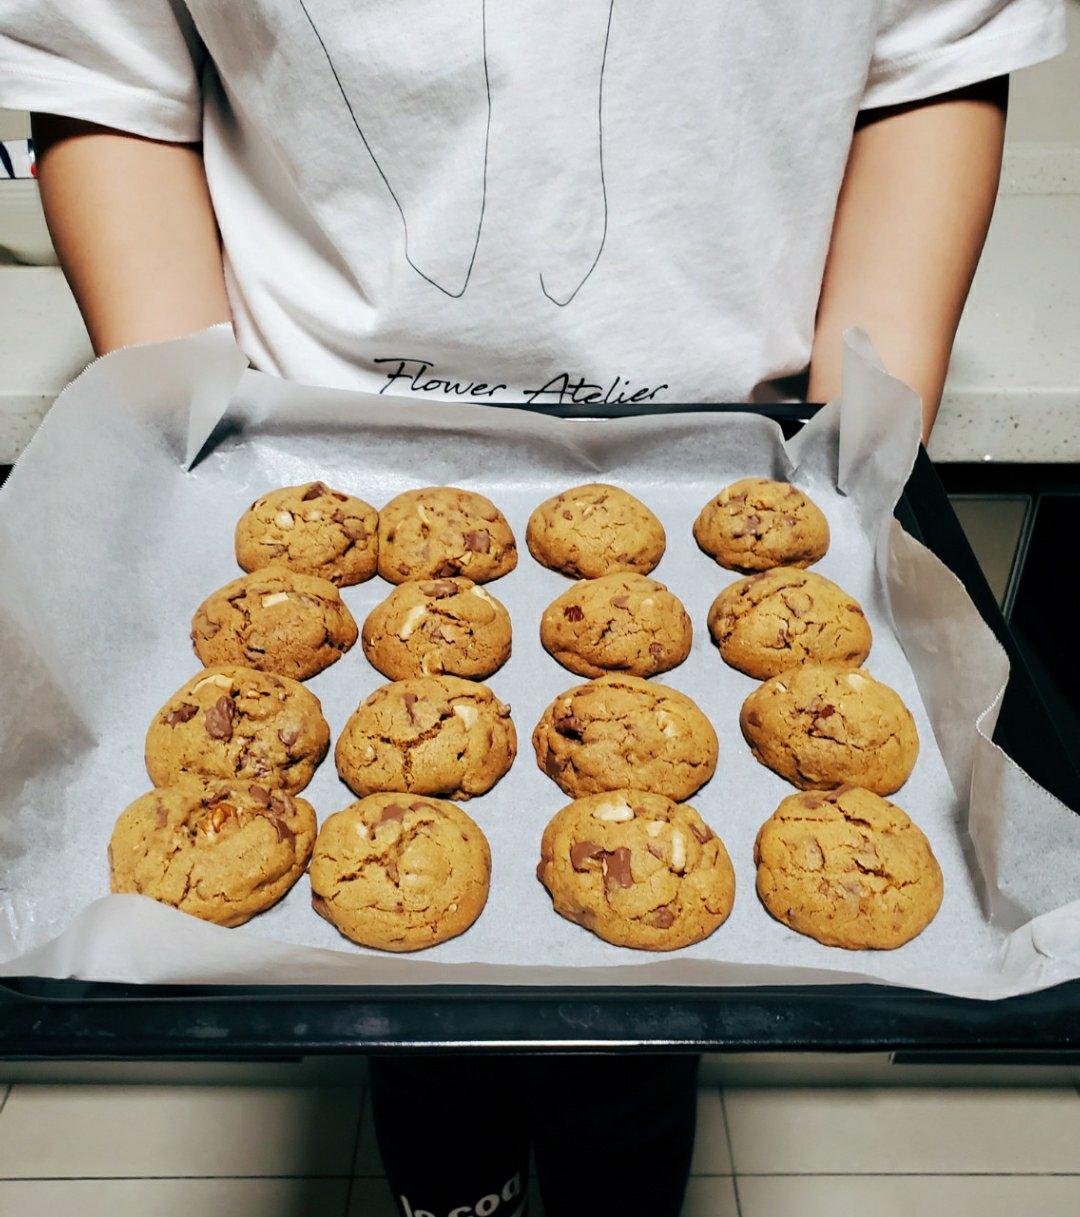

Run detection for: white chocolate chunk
[[670, 830, 686, 873], [306, 510, 323, 522], [453, 703, 478, 728], [398, 604, 428, 639], [417, 503, 431, 525], [656, 709, 677, 738], [193, 673, 233, 692], [275, 510, 294, 529], [646, 820, 664, 838], [261, 592, 290, 608], [846, 672, 868, 689], [356, 822, 370, 839], [592, 795, 634, 822], [471, 586, 494, 604]]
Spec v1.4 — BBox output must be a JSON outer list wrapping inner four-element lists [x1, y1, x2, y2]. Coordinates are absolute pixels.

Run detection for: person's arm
[[32, 114, 231, 356], [808, 78, 1008, 439]]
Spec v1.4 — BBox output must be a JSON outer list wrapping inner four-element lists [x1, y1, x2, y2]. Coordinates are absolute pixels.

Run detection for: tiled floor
[[0, 1080, 1077, 1216]]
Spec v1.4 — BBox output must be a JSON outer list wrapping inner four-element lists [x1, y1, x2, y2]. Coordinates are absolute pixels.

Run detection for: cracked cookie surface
[[377, 487, 517, 584], [755, 786, 943, 949], [708, 567, 871, 679], [310, 793, 491, 952], [740, 664, 918, 794], [693, 477, 829, 572], [235, 481, 378, 586], [145, 665, 329, 794], [532, 674, 718, 801], [526, 483, 666, 578], [335, 675, 517, 800], [362, 578, 511, 680], [109, 777, 317, 927], [540, 572, 691, 679], [191, 565, 358, 681], [538, 790, 734, 950]]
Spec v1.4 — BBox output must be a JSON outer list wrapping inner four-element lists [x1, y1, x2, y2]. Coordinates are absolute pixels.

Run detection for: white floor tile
[[690, 1088, 733, 1175], [738, 1174, 1080, 1217], [724, 1086, 1080, 1175], [681, 1176, 740, 1216], [0, 1085, 363, 1179], [0, 1178, 349, 1217]]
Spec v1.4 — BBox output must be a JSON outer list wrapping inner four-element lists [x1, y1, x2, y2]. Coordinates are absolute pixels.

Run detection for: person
[[0, 2, 1064, 1214]]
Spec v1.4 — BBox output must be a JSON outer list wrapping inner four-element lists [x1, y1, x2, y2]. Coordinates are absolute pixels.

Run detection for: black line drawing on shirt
[[297, 0, 613, 306], [296, 0, 491, 299], [537, 0, 614, 307]]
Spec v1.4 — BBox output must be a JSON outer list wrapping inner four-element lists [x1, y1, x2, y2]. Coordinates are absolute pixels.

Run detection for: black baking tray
[[1, 403, 1078, 1059]]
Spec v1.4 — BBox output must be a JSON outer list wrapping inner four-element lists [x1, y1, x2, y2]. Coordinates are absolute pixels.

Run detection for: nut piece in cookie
[[537, 790, 735, 950], [335, 675, 517, 800], [235, 482, 378, 586], [693, 477, 829, 572], [145, 665, 330, 794], [109, 777, 317, 927], [540, 572, 692, 679], [377, 487, 517, 584], [754, 787, 943, 949], [362, 577, 512, 681], [526, 483, 666, 578], [708, 567, 871, 679], [532, 674, 718, 801], [191, 565, 358, 681], [310, 793, 491, 952], [740, 664, 918, 794]]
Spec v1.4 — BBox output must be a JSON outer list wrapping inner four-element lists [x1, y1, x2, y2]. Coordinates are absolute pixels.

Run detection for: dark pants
[[369, 1053, 700, 1217]]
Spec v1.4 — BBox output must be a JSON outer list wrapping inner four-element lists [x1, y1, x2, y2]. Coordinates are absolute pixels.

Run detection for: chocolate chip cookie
[[235, 481, 378, 586], [740, 664, 919, 794], [540, 572, 692, 679], [191, 566, 358, 681], [377, 487, 517, 584], [335, 676, 516, 800], [145, 665, 330, 794], [310, 793, 491, 952], [526, 483, 666, 578], [693, 477, 829, 572], [532, 674, 718, 801], [755, 786, 943, 949], [708, 567, 871, 679], [109, 777, 317, 927], [362, 578, 511, 680], [538, 790, 735, 950]]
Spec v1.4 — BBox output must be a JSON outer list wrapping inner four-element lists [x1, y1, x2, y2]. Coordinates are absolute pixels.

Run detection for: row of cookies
[[536, 782, 943, 953], [697, 477, 943, 950]]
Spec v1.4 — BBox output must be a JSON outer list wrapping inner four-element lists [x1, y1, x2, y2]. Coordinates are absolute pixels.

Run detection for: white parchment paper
[[1, 327, 1078, 999]]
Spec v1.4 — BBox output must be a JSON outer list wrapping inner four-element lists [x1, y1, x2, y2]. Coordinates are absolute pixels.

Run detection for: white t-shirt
[[0, 1, 1065, 405]]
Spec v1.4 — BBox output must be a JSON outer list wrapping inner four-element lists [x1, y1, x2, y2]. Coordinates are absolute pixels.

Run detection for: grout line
[[728, 1171, 1080, 1178], [0, 1086, 11, 1120], [717, 1087, 743, 1217], [2, 1171, 1080, 1183], [342, 1084, 368, 1217], [0, 1174, 358, 1182]]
